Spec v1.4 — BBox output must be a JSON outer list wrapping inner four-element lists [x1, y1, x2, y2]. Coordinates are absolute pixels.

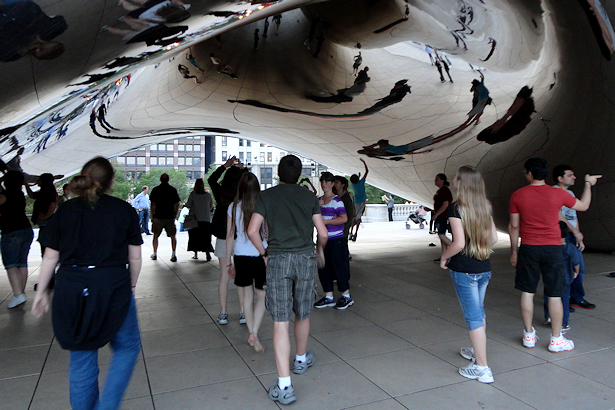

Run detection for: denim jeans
[[137, 209, 150, 234], [544, 283, 571, 327], [0, 227, 33, 269], [318, 237, 350, 293], [69, 294, 141, 410], [450, 270, 491, 330]]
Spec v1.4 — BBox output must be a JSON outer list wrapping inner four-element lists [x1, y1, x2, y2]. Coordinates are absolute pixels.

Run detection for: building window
[[194, 171, 201, 179], [178, 157, 185, 166], [186, 171, 193, 179], [166, 144, 173, 152], [247, 152, 252, 163], [302, 168, 312, 176], [239, 139, 244, 146], [126, 157, 136, 165], [261, 167, 273, 183], [259, 152, 265, 163], [267, 152, 272, 162], [194, 145, 201, 152], [116, 157, 125, 165], [178, 144, 185, 151], [137, 157, 145, 165], [186, 157, 193, 166], [222, 151, 227, 161], [260, 143, 264, 147], [246, 140, 251, 147], [186, 145, 193, 152], [239, 152, 244, 162], [194, 158, 201, 167], [221, 137, 227, 146], [150, 157, 157, 166]]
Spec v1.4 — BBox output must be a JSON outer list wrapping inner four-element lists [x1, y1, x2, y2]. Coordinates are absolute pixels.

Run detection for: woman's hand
[[227, 264, 236, 279], [440, 258, 448, 270], [31, 292, 50, 318]]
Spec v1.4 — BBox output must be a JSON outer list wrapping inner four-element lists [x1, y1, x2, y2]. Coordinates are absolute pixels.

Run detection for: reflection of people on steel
[[102, 20, 187, 46], [450, 30, 467, 50], [97, 103, 120, 133], [313, 34, 325, 58], [230, 79, 410, 119], [577, 0, 615, 60], [103, 53, 153, 69], [263, 17, 269, 38], [186, 49, 204, 73], [304, 16, 319, 50], [477, 86, 535, 145], [210, 53, 238, 79], [425, 45, 434, 65], [0, 0, 67, 62], [439, 55, 453, 82], [358, 137, 434, 160], [351, 52, 362, 75], [273, 13, 281, 36], [310, 66, 370, 103], [435, 58, 445, 82], [355, 66, 369, 84], [89, 110, 130, 139], [467, 71, 490, 125], [253, 28, 260, 50], [178, 64, 201, 84], [481, 38, 497, 62]]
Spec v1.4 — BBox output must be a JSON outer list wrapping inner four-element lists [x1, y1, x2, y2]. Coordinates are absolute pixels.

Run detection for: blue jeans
[[544, 283, 571, 327], [0, 227, 33, 269], [137, 209, 150, 234], [69, 295, 141, 410], [451, 270, 491, 330]]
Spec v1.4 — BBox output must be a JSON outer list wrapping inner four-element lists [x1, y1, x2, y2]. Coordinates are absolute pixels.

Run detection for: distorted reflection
[[477, 86, 535, 145], [0, 0, 67, 62]]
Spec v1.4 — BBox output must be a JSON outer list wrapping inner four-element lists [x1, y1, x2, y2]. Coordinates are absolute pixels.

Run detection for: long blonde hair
[[455, 166, 492, 260]]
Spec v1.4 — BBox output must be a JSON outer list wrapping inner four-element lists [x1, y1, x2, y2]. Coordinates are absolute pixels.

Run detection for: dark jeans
[[567, 234, 585, 302], [138, 209, 150, 234], [388, 207, 393, 221], [544, 283, 571, 327], [318, 237, 350, 293]]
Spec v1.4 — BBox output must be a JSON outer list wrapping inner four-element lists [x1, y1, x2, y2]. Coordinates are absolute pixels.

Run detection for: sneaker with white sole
[[523, 327, 538, 349], [268, 384, 296, 405], [150, 253, 157, 260], [458, 361, 494, 383], [217, 313, 228, 325], [549, 334, 574, 352], [7, 294, 26, 309], [314, 296, 335, 308], [293, 350, 314, 374], [459, 346, 475, 361], [335, 296, 354, 310], [239, 313, 246, 324]]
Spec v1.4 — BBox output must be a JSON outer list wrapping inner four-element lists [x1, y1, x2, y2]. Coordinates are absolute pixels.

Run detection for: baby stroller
[[406, 206, 428, 229]]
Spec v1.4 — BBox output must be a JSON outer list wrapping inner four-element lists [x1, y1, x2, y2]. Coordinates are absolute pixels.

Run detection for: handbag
[[183, 212, 198, 230]]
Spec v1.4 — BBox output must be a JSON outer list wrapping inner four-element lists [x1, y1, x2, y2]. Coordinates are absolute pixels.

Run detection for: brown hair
[[68, 157, 114, 203]]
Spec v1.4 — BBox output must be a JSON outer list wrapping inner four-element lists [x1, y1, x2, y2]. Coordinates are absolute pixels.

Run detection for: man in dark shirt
[[149, 173, 180, 262]]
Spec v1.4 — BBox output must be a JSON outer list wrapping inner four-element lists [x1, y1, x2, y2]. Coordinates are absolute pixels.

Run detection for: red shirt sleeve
[[559, 189, 576, 209], [509, 191, 519, 213]]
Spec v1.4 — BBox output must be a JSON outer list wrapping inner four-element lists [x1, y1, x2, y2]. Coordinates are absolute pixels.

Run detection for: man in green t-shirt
[[248, 155, 328, 405]]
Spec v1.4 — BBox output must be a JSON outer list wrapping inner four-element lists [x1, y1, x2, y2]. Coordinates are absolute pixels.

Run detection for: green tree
[[138, 168, 190, 204], [110, 163, 138, 202]]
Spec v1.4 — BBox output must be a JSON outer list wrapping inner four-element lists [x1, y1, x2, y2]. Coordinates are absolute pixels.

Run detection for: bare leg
[[7, 267, 25, 296], [18, 267, 28, 294], [294, 318, 310, 357], [520, 291, 535, 333], [548, 296, 563, 336], [218, 256, 229, 313], [469, 320, 488, 367], [245, 286, 265, 353], [273, 321, 291, 377], [152, 235, 159, 254], [171, 236, 177, 252], [237, 286, 245, 316], [252, 289, 266, 335]]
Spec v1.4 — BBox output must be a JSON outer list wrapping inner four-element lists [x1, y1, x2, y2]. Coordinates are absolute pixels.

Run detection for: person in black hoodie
[[208, 155, 246, 325]]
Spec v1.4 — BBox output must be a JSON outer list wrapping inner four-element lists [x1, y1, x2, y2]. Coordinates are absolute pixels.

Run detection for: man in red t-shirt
[[509, 158, 600, 353]]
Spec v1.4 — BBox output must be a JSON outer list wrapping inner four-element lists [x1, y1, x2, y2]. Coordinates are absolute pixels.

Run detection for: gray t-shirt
[[254, 184, 321, 254], [553, 185, 577, 228]]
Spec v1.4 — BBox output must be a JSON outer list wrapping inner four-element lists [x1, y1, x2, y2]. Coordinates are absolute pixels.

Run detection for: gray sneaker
[[217, 313, 228, 325], [459, 346, 475, 361], [239, 313, 246, 324], [458, 361, 494, 383], [293, 350, 315, 374], [268, 384, 296, 405]]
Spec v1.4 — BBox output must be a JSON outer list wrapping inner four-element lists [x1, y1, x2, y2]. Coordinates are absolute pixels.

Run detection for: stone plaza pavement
[[2, 222, 615, 409]]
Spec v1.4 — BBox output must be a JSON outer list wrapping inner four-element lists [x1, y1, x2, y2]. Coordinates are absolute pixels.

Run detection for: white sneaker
[[459, 346, 475, 361], [523, 327, 538, 349], [7, 294, 26, 309], [150, 253, 157, 260], [549, 334, 574, 353], [458, 361, 494, 383]]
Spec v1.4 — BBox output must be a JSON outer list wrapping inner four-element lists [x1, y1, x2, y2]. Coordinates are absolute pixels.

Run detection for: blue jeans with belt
[[69, 294, 141, 410], [137, 209, 150, 234], [450, 270, 491, 330]]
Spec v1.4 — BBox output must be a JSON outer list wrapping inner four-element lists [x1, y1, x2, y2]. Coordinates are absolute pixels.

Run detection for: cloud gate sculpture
[[1, 0, 614, 249]]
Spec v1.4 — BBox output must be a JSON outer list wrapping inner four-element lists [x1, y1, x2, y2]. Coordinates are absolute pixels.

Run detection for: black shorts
[[515, 244, 563, 297], [435, 219, 450, 235], [234, 255, 266, 290]]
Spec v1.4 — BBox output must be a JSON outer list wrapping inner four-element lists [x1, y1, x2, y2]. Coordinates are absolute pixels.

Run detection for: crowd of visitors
[[0, 152, 605, 405]]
